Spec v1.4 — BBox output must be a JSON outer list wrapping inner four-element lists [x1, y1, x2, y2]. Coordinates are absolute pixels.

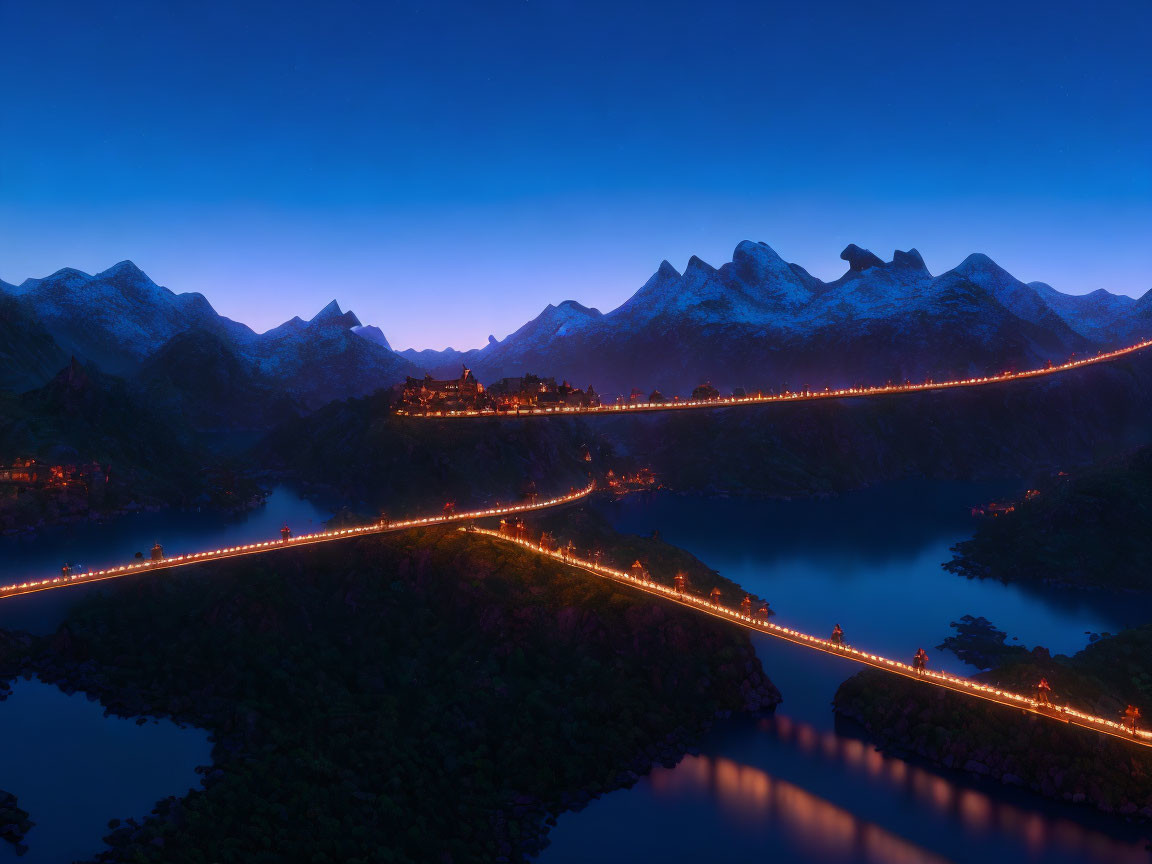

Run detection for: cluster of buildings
[[396, 364, 749, 415], [399, 367, 485, 413], [604, 468, 658, 494], [0, 458, 107, 493], [398, 367, 601, 413], [970, 488, 1040, 518]]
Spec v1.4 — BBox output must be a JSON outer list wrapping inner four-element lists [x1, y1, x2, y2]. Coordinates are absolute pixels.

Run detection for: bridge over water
[[4, 339, 1151, 751], [0, 483, 595, 600], [465, 527, 1152, 751]]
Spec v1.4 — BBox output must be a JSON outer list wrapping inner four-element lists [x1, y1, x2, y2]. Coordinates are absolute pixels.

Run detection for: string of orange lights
[[0, 482, 596, 601], [403, 337, 1152, 418], [467, 526, 1152, 750]]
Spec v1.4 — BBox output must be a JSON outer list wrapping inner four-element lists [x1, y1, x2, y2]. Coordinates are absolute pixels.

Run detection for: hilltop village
[[397, 367, 601, 413], [396, 366, 731, 414]]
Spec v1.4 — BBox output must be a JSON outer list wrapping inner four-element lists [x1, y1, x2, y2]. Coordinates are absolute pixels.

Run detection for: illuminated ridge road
[[469, 527, 1152, 751], [0, 483, 595, 601], [405, 338, 1152, 418]]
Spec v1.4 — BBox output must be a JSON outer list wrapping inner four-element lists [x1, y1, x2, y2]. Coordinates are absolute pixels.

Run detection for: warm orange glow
[[469, 525, 1152, 751], [404, 337, 1152, 419], [0, 482, 596, 600]]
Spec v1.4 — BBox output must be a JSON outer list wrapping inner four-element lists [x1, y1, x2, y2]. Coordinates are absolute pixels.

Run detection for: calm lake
[[0, 678, 210, 864], [2, 481, 1150, 863], [542, 482, 1152, 864], [0, 486, 330, 861]]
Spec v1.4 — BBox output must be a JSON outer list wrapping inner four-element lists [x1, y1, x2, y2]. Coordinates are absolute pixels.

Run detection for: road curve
[[469, 527, 1152, 751], [404, 337, 1152, 419], [0, 482, 596, 602]]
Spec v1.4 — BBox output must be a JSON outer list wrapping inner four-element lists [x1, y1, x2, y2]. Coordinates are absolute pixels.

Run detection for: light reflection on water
[[547, 710, 1151, 864], [643, 714, 1150, 864], [653, 749, 952, 864], [543, 483, 1152, 864]]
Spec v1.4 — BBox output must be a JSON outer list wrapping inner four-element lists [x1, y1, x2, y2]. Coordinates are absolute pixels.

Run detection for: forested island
[[947, 445, 1152, 592], [835, 620, 1152, 818], [0, 522, 777, 862]]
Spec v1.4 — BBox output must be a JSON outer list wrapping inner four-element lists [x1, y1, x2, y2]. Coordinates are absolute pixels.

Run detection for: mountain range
[[402, 242, 1150, 396], [0, 263, 419, 409], [2, 242, 1148, 411]]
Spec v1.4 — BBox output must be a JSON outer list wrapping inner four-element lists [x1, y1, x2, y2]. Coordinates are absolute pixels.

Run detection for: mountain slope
[[0, 358, 205, 501], [135, 329, 303, 434], [1029, 281, 1136, 343], [0, 293, 68, 393], [430, 242, 1096, 396], [2, 261, 256, 374], [250, 301, 422, 409], [3, 264, 424, 409], [1099, 287, 1152, 347]]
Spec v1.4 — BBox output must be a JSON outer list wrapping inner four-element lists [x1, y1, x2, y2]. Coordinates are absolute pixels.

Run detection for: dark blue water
[[0, 487, 330, 860], [0, 486, 332, 634], [0, 678, 210, 864], [543, 483, 1152, 864]]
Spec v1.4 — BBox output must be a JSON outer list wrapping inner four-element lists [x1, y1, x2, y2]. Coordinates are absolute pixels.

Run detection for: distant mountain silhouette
[[2, 261, 254, 375], [5, 247, 1148, 407], [248, 300, 420, 409], [411, 242, 1147, 396], [0, 265, 421, 408]]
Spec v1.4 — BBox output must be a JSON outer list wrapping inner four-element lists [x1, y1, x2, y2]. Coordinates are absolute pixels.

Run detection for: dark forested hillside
[[6, 527, 778, 864]]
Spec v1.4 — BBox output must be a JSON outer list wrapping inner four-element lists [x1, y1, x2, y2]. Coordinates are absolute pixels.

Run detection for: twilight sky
[[1, 0, 1149, 350]]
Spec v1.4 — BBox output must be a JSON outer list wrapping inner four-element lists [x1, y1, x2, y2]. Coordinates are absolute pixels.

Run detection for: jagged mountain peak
[[311, 299, 344, 321], [892, 248, 929, 274], [309, 299, 361, 329], [96, 260, 152, 282], [840, 244, 885, 273], [685, 254, 717, 276]]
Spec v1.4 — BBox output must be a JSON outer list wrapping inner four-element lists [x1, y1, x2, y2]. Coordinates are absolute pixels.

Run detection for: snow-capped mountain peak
[[309, 299, 361, 329]]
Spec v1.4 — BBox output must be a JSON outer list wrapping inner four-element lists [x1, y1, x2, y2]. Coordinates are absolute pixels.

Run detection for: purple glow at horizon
[[1, 0, 1149, 350]]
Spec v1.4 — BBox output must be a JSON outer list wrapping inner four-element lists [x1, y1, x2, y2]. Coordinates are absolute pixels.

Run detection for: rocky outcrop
[[840, 243, 886, 272]]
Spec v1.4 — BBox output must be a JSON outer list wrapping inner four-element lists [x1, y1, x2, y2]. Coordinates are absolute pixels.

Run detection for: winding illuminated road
[[468, 527, 1152, 750], [0, 482, 595, 601], [404, 337, 1152, 418], [6, 337, 1151, 751]]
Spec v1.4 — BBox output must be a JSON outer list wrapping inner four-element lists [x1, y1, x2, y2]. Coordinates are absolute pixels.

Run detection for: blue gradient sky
[[1, 0, 1149, 349]]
